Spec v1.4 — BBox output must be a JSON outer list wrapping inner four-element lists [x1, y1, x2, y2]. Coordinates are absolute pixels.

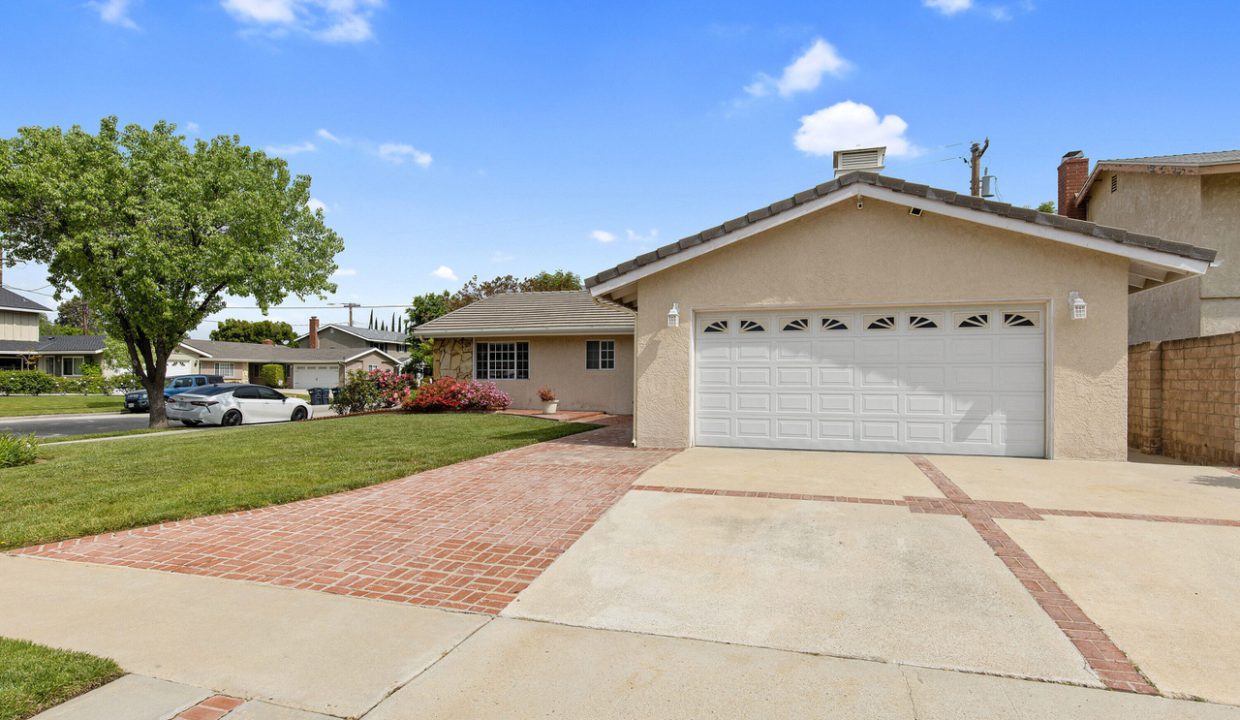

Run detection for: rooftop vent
[[833, 146, 886, 177]]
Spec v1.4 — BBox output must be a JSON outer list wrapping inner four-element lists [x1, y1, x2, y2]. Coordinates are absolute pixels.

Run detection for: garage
[[694, 305, 1046, 457], [292, 364, 340, 389]]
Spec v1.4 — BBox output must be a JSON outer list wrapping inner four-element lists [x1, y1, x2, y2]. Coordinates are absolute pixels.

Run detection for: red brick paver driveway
[[20, 419, 676, 614]]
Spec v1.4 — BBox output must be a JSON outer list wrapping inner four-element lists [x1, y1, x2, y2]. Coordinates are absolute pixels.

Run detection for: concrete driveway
[[7, 434, 1240, 717]]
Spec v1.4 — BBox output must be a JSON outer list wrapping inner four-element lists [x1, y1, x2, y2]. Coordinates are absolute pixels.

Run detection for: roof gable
[[1076, 150, 1240, 204], [586, 172, 1216, 306]]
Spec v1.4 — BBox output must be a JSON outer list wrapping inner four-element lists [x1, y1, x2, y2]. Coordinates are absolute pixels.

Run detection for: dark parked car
[[124, 374, 226, 412]]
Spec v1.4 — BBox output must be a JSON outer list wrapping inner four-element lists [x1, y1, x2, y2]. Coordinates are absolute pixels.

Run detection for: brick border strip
[[1036, 507, 1240, 527], [174, 695, 244, 720], [630, 485, 909, 507], [907, 455, 1158, 695]]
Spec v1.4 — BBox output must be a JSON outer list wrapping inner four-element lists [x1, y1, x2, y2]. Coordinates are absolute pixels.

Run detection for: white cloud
[[332, 267, 356, 277], [923, 0, 972, 14], [745, 38, 850, 99], [431, 265, 458, 281], [307, 197, 327, 214], [265, 141, 317, 155], [794, 100, 918, 158], [93, 0, 139, 29], [590, 230, 617, 244], [184, 121, 200, 133], [378, 143, 432, 168], [491, 251, 515, 263], [625, 228, 660, 244], [316, 128, 342, 143], [220, 0, 383, 43]]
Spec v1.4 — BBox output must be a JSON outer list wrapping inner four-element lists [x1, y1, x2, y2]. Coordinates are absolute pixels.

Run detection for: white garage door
[[694, 306, 1046, 457], [293, 364, 339, 389]]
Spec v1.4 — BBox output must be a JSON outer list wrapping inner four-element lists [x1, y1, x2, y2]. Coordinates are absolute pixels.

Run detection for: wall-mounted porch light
[[667, 303, 680, 328], [1069, 291, 1087, 320]]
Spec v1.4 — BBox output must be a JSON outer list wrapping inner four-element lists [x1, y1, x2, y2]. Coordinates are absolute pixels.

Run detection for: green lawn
[[0, 395, 124, 417], [0, 413, 592, 550], [0, 637, 121, 720]]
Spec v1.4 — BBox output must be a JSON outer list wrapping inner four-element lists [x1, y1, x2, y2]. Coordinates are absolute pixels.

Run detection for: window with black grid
[[475, 342, 529, 380], [586, 340, 615, 370]]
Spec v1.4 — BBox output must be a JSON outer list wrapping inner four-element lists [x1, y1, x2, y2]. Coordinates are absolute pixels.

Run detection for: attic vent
[[1110, 174, 1118, 193], [833, 146, 887, 177]]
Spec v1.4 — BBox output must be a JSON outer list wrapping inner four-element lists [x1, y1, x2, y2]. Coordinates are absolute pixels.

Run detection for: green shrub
[[329, 369, 381, 415], [0, 432, 38, 468], [258, 364, 285, 388], [108, 372, 142, 391], [0, 370, 58, 396]]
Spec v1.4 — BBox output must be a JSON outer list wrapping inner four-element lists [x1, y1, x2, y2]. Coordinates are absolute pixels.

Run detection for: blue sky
[[3, 0, 1239, 336]]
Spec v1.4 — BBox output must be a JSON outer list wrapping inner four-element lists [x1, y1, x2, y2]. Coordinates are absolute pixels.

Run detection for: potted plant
[[538, 386, 558, 414]]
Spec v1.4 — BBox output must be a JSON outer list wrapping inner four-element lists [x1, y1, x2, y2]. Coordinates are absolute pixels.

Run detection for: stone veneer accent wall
[[1128, 332, 1240, 465], [433, 338, 473, 380]]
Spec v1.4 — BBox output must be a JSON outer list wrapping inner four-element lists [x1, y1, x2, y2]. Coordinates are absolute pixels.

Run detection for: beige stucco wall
[[344, 351, 397, 378], [630, 198, 1131, 460], [1086, 171, 1240, 341], [0, 311, 39, 342], [438, 335, 634, 414]]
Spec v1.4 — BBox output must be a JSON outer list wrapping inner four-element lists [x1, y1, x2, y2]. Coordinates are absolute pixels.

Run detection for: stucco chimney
[[1057, 150, 1089, 220], [308, 316, 320, 349]]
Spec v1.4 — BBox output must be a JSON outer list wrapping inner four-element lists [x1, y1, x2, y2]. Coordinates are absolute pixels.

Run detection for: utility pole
[[969, 138, 990, 197], [332, 302, 362, 326]]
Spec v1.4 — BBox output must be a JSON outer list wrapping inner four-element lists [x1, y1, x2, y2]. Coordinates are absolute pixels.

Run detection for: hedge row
[[0, 370, 142, 396]]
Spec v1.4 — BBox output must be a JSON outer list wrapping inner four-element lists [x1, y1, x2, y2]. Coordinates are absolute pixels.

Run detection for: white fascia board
[[416, 325, 635, 338], [177, 342, 213, 358], [343, 348, 402, 364], [0, 305, 48, 314]]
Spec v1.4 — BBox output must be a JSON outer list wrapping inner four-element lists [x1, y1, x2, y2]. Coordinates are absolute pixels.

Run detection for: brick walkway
[[18, 419, 677, 615]]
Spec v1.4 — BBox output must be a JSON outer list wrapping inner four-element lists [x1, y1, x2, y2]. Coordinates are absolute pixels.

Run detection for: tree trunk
[[144, 363, 169, 429]]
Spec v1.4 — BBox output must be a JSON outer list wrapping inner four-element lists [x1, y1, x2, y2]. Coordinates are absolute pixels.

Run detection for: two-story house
[[294, 316, 411, 359], [0, 287, 109, 376], [1058, 150, 1240, 344]]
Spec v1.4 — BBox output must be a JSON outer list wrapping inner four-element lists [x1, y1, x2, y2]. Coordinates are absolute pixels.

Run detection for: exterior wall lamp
[[1069, 291, 1087, 320], [667, 303, 680, 328]]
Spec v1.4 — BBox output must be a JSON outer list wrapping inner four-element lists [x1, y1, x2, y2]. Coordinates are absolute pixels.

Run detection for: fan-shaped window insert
[[909, 315, 939, 329], [781, 318, 809, 332], [956, 313, 989, 329], [820, 317, 849, 331], [739, 319, 766, 333], [703, 320, 729, 334], [865, 315, 897, 330], [1003, 312, 1038, 328]]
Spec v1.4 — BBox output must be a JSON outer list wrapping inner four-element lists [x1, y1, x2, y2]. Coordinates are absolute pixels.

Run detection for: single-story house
[[294, 316, 411, 359], [424, 148, 1217, 460], [175, 339, 402, 388], [415, 291, 635, 413], [0, 287, 111, 376]]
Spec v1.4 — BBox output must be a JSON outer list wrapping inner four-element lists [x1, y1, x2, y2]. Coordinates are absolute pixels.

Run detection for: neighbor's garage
[[292, 364, 340, 389], [694, 306, 1045, 457]]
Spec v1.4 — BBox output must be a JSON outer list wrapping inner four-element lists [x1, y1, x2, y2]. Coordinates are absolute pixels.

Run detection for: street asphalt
[[0, 412, 216, 439]]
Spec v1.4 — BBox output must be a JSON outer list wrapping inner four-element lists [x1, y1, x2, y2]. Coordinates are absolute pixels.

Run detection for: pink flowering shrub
[[402, 377, 511, 412], [368, 369, 417, 408]]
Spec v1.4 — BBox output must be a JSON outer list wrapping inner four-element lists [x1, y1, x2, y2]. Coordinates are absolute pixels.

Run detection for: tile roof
[[585, 171, 1218, 290], [0, 335, 107, 354], [1100, 150, 1240, 167], [0, 287, 52, 313], [414, 291, 635, 337], [179, 339, 397, 363], [302, 323, 409, 343]]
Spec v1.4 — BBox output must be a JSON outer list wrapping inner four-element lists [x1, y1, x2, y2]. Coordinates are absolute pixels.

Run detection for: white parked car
[[166, 383, 313, 427]]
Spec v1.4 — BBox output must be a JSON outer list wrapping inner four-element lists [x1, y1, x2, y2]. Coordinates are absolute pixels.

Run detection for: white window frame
[[474, 341, 529, 380], [61, 356, 85, 377], [215, 361, 235, 377], [585, 339, 616, 371]]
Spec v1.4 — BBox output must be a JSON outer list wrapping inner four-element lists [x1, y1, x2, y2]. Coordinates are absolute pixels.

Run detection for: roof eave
[[416, 325, 635, 338]]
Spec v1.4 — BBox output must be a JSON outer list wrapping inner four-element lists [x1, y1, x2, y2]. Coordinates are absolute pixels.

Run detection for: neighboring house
[[414, 291, 636, 413], [294, 316, 411, 359], [1058, 150, 1240, 344], [573, 149, 1213, 460], [176, 338, 401, 388], [0, 288, 109, 376]]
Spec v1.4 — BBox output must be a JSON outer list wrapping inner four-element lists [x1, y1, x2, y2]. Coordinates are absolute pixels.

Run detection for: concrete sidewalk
[[6, 556, 1239, 719]]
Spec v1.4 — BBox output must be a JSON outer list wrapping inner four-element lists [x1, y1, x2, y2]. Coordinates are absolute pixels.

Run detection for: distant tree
[[523, 269, 582, 292], [39, 315, 83, 336], [446, 269, 582, 312], [210, 318, 298, 345], [56, 296, 99, 333], [0, 117, 343, 427], [408, 291, 451, 328], [368, 309, 375, 329], [1037, 200, 1055, 214]]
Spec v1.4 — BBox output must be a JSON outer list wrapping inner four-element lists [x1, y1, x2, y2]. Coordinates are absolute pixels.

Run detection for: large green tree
[[56, 296, 99, 333], [0, 117, 343, 427], [210, 318, 297, 345]]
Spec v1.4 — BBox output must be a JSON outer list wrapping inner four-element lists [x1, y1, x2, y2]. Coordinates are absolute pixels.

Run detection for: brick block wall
[[1129, 332, 1240, 465]]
